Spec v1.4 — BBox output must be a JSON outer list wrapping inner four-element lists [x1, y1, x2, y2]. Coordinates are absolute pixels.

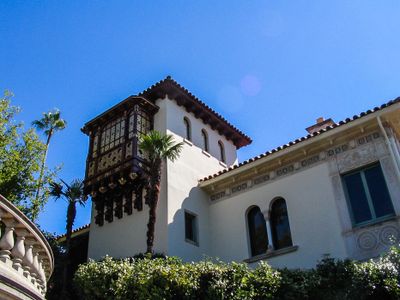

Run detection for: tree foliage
[[0, 91, 59, 219]]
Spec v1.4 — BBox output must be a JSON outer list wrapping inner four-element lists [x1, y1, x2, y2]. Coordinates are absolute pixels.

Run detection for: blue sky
[[1, 1, 400, 235]]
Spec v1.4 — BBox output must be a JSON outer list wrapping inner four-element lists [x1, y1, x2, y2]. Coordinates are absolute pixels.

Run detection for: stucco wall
[[87, 99, 170, 260], [87, 97, 238, 260], [208, 162, 348, 269], [161, 97, 238, 261]]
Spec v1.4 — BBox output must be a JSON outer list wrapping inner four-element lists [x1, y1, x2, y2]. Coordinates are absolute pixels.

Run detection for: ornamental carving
[[379, 225, 399, 245], [354, 223, 400, 257], [357, 231, 378, 250], [210, 132, 382, 202], [82, 96, 159, 226]]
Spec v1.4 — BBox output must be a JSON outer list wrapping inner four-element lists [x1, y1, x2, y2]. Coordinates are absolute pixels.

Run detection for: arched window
[[270, 198, 292, 250], [183, 117, 191, 141], [218, 140, 225, 163], [201, 129, 209, 152], [247, 206, 269, 256]]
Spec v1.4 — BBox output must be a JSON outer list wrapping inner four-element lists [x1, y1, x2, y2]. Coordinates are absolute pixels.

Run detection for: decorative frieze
[[209, 132, 381, 202]]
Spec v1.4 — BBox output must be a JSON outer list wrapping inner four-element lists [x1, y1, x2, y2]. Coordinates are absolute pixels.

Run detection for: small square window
[[184, 211, 198, 245]]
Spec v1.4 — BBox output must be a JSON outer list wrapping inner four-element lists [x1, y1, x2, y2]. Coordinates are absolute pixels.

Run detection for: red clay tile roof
[[55, 223, 90, 240], [138, 76, 252, 149], [200, 96, 400, 182]]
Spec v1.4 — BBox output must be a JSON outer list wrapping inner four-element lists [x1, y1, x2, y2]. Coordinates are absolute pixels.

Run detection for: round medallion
[[379, 226, 399, 245], [357, 231, 378, 250]]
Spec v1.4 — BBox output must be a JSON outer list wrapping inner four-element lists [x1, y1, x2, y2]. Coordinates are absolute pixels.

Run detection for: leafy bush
[[74, 256, 280, 300], [74, 246, 400, 300]]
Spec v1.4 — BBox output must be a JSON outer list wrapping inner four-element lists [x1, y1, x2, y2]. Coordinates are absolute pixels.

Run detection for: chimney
[[306, 117, 335, 134]]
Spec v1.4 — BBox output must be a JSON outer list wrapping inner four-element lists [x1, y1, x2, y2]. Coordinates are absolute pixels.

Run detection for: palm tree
[[139, 130, 184, 254], [49, 179, 87, 298], [32, 109, 66, 220]]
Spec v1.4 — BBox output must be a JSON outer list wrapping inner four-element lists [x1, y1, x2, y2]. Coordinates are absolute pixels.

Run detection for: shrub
[[74, 246, 400, 300]]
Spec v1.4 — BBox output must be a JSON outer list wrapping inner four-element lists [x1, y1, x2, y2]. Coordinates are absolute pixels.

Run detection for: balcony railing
[[0, 194, 54, 300]]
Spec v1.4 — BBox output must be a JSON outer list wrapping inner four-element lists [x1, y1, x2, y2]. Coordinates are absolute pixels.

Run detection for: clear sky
[[1, 1, 400, 235]]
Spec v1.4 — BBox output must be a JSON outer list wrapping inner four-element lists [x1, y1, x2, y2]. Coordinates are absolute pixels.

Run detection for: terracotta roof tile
[[138, 76, 252, 149], [199, 97, 400, 182], [55, 223, 90, 240]]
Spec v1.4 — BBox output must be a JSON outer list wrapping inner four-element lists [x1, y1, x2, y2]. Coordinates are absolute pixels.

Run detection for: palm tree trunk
[[61, 202, 76, 298], [146, 160, 162, 254], [32, 131, 52, 220]]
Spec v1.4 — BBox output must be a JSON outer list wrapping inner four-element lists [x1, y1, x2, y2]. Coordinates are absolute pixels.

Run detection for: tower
[[83, 77, 251, 259]]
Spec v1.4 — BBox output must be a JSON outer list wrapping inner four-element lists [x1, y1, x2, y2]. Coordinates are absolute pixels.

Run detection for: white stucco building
[[75, 76, 400, 269]]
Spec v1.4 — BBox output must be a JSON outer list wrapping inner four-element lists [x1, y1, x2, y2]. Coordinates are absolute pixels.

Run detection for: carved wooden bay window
[[82, 96, 159, 226]]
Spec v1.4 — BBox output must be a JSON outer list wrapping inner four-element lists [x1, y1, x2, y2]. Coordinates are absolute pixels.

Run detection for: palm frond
[[49, 182, 64, 199], [31, 119, 46, 130], [139, 130, 183, 163]]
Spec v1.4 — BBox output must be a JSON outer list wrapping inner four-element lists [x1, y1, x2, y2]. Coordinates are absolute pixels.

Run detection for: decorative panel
[[97, 147, 123, 172]]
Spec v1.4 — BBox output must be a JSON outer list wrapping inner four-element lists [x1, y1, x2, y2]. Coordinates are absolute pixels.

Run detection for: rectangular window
[[100, 117, 125, 153], [343, 163, 394, 226], [184, 211, 198, 245]]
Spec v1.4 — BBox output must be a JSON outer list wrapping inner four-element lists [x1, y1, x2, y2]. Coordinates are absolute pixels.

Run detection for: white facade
[[87, 80, 400, 269]]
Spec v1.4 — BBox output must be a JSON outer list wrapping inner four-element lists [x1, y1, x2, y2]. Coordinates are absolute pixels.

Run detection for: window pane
[[344, 173, 371, 224], [248, 207, 268, 256], [185, 212, 197, 243], [270, 198, 292, 249], [364, 165, 394, 218]]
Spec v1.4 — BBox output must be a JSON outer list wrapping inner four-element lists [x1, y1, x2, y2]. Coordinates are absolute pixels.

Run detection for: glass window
[[184, 117, 191, 141], [218, 141, 226, 163], [185, 211, 198, 245], [247, 206, 268, 256], [270, 198, 293, 250], [343, 163, 394, 226], [128, 107, 151, 139], [201, 129, 209, 152], [100, 117, 125, 153]]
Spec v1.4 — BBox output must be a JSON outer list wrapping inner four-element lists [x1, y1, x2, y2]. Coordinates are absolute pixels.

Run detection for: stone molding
[[209, 132, 382, 202]]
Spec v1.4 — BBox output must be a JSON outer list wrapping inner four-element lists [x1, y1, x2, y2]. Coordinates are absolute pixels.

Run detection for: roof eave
[[199, 101, 400, 188]]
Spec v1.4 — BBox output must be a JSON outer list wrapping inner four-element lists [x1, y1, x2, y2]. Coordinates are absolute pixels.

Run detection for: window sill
[[219, 161, 227, 168], [244, 245, 299, 263], [202, 150, 211, 157], [185, 238, 199, 247], [183, 138, 193, 146], [345, 215, 398, 233]]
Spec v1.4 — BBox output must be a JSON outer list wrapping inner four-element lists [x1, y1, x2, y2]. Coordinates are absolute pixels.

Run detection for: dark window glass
[[364, 165, 394, 218], [344, 173, 371, 224], [184, 118, 191, 141], [343, 163, 394, 225], [128, 107, 151, 139], [247, 206, 268, 256], [201, 129, 209, 152], [218, 141, 226, 163], [270, 198, 293, 250], [100, 117, 125, 153], [185, 212, 197, 244]]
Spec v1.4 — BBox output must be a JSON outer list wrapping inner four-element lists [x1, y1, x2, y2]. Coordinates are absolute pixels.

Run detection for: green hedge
[[74, 246, 400, 300]]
